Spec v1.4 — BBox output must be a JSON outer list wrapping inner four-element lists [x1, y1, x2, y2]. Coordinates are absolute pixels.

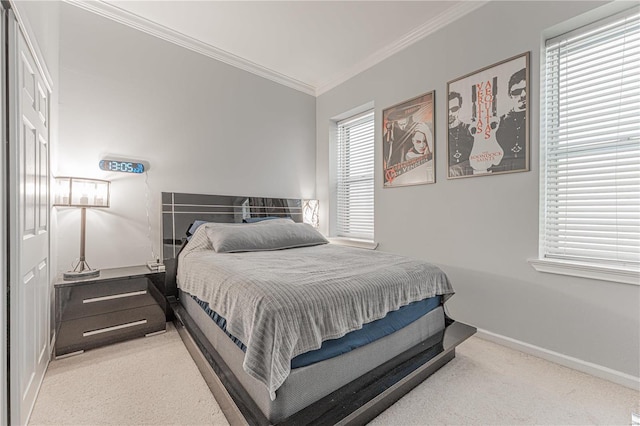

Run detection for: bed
[[161, 192, 476, 425]]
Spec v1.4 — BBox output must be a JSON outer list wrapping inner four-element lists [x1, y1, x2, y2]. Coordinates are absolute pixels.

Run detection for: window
[[537, 8, 640, 283], [335, 110, 375, 241]]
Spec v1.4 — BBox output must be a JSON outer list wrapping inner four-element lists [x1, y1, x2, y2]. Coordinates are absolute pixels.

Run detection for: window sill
[[328, 237, 379, 250], [528, 258, 639, 286]]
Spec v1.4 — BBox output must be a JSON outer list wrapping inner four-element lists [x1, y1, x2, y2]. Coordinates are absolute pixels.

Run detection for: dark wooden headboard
[[161, 192, 304, 305], [161, 192, 304, 260]]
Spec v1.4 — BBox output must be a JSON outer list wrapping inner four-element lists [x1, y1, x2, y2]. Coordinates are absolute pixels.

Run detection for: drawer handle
[[83, 290, 147, 304], [83, 319, 148, 337]]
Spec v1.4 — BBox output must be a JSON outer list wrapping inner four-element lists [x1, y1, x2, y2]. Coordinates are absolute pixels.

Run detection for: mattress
[[192, 294, 443, 368], [180, 290, 446, 423]]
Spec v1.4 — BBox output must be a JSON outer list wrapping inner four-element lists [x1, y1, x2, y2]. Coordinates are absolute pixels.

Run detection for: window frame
[[532, 6, 640, 286], [332, 109, 375, 243]]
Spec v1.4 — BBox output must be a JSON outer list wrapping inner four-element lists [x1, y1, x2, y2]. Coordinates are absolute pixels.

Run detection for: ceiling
[[78, 1, 487, 95]]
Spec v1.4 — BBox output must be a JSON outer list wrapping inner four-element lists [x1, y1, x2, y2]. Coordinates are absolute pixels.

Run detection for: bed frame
[[161, 192, 476, 425]]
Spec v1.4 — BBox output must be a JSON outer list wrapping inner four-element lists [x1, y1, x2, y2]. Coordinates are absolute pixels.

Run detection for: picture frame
[[382, 91, 435, 188], [446, 52, 530, 179]]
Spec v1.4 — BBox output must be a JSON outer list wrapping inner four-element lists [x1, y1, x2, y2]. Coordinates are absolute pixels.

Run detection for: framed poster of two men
[[447, 52, 530, 179], [381, 51, 529, 187]]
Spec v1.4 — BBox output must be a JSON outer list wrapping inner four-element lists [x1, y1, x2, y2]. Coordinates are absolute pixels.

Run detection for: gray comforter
[[177, 226, 454, 400]]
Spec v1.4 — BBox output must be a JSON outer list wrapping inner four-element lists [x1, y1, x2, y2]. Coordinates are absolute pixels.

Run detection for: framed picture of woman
[[382, 91, 435, 188]]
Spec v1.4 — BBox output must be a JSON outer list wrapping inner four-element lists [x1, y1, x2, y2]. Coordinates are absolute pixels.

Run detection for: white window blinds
[[336, 110, 375, 240], [542, 8, 640, 270]]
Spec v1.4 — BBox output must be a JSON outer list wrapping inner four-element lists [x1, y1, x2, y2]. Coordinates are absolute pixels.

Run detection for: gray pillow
[[206, 221, 328, 253]]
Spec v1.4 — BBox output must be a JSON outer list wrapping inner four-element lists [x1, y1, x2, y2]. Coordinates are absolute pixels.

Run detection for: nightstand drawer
[[58, 278, 158, 322], [60, 275, 147, 303], [54, 265, 169, 357], [56, 304, 165, 356]]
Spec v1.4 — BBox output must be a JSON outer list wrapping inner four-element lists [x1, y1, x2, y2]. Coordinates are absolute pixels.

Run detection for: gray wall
[[57, 4, 316, 272], [55, 0, 638, 381], [316, 1, 640, 378]]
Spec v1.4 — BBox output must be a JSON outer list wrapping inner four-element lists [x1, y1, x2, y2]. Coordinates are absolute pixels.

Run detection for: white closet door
[[8, 12, 50, 425]]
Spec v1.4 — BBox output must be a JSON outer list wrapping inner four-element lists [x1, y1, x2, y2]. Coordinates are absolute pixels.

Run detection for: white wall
[[57, 4, 316, 272], [316, 1, 640, 380]]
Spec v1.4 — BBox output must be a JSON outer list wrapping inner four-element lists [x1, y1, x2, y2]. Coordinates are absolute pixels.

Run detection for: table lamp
[[54, 177, 110, 280]]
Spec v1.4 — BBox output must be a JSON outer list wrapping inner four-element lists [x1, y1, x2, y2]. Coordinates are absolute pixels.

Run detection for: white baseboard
[[475, 328, 640, 391]]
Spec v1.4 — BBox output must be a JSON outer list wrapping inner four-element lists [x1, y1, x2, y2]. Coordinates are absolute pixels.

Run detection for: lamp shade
[[54, 177, 110, 208], [302, 199, 319, 229]]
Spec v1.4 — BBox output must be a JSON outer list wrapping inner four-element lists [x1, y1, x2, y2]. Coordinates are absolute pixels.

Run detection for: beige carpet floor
[[30, 323, 639, 425], [29, 323, 228, 426], [371, 337, 639, 425]]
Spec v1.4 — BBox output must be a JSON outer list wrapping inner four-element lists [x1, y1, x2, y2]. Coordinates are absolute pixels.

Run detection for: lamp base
[[63, 269, 100, 280], [63, 259, 100, 280]]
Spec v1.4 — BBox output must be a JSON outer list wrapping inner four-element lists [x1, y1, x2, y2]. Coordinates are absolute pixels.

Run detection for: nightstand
[[54, 265, 167, 358]]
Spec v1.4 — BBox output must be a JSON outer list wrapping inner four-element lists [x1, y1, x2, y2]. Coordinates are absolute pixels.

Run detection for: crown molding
[[64, 0, 488, 98], [63, 0, 316, 96], [315, 1, 490, 96]]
